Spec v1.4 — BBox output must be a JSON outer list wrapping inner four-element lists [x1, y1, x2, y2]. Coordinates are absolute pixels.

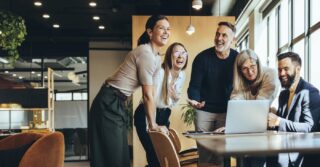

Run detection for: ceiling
[[0, 0, 249, 92]]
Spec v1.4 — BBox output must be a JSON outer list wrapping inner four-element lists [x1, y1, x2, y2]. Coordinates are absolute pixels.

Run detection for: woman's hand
[[149, 124, 169, 135], [215, 127, 225, 133], [169, 84, 179, 101]]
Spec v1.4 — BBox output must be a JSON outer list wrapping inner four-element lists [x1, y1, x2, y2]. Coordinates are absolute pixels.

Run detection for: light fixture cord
[[219, 0, 221, 16], [189, 0, 192, 24]]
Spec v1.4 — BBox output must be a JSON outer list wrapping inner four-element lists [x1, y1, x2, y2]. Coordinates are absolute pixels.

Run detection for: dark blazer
[[277, 78, 320, 132], [271, 78, 320, 167]]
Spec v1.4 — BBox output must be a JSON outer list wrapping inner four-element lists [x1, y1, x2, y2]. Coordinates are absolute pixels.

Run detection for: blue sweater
[[188, 47, 238, 113]]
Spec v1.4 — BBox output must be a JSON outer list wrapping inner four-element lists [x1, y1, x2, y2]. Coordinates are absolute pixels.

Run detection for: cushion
[[0, 141, 34, 167]]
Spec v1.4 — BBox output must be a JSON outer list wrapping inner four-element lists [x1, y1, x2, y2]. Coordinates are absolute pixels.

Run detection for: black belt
[[104, 83, 127, 101], [157, 108, 170, 112]]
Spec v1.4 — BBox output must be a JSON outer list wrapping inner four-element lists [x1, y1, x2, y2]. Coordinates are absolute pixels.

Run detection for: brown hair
[[137, 15, 169, 46], [161, 42, 188, 105]]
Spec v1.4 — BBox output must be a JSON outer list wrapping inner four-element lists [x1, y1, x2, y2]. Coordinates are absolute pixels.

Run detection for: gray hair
[[233, 49, 263, 92]]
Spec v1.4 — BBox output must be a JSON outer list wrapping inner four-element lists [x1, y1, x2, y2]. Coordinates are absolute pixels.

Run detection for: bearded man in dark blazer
[[268, 52, 320, 167]]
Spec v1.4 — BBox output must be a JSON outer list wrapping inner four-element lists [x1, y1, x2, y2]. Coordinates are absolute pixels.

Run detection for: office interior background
[[1, 0, 320, 166]]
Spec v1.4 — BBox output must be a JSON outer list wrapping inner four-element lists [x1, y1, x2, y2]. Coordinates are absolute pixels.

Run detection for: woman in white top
[[134, 42, 188, 167], [90, 15, 171, 167]]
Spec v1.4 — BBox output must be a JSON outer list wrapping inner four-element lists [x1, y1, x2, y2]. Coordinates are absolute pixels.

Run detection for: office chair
[[149, 130, 197, 167]]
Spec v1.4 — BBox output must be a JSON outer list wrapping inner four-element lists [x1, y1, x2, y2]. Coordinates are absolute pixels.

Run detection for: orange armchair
[[0, 132, 65, 167]]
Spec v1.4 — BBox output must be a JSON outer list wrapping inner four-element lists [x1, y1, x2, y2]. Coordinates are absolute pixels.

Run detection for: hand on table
[[268, 112, 280, 128], [215, 127, 225, 133]]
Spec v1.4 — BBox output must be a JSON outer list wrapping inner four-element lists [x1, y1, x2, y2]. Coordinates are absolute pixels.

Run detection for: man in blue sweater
[[188, 21, 238, 166]]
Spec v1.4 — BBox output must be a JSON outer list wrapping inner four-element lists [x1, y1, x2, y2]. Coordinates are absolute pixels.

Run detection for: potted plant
[[0, 10, 27, 63], [181, 103, 196, 126]]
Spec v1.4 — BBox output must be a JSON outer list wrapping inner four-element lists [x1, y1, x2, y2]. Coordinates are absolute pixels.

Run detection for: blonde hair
[[161, 42, 188, 105], [233, 49, 263, 93]]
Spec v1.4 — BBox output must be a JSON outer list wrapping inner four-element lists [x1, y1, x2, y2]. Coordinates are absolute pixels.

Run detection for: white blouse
[[155, 68, 186, 108]]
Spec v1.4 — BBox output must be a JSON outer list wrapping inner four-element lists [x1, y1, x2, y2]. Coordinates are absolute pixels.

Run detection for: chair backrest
[[19, 132, 65, 167], [0, 133, 44, 150], [149, 130, 180, 167], [168, 128, 181, 153]]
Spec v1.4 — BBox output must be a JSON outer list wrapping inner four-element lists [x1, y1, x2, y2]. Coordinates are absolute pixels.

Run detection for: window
[[73, 92, 88, 100], [279, 0, 289, 47], [292, 39, 305, 78], [311, 0, 320, 26], [56, 93, 72, 101], [293, 0, 304, 38], [256, 19, 268, 66], [310, 30, 320, 88], [268, 11, 277, 68], [237, 34, 249, 52]]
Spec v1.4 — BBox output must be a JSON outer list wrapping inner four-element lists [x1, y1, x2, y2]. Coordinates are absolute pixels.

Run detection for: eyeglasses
[[173, 51, 188, 58], [241, 64, 257, 73]]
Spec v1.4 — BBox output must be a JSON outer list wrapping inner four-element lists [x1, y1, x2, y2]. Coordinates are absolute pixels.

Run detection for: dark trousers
[[134, 103, 171, 167], [89, 86, 129, 167]]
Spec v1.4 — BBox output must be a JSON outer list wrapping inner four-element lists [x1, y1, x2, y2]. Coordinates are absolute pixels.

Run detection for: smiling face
[[148, 19, 171, 48], [171, 45, 188, 71], [241, 58, 258, 82], [214, 25, 235, 53], [278, 57, 300, 88]]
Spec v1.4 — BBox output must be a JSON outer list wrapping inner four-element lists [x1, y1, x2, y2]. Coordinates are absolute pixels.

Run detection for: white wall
[[89, 48, 128, 107]]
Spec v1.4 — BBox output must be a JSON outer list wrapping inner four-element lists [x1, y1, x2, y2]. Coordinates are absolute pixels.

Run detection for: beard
[[280, 71, 296, 89]]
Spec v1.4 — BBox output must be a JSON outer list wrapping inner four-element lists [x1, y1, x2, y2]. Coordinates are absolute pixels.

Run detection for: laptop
[[224, 100, 269, 134]]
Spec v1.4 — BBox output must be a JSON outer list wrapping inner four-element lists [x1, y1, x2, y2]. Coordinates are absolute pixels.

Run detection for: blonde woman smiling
[[134, 42, 188, 167]]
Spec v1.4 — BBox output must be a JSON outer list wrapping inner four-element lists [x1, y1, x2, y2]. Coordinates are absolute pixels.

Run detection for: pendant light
[[192, 0, 202, 10], [186, 15, 195, 35]]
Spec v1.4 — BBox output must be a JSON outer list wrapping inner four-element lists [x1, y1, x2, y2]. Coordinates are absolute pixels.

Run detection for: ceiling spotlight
[[89, 2, 97, 7], [186, 24, 195, 35], [37, 74, 41, 77], [4, 71, 9, 74], [44, 76, 48, 79], [12, 73, 17, 77], [93, 16, 100, 21], [98, 25, 105, 30], [18, 76, 23, 79], [34, 1, 42, 6], [192, 0, 203, 10], [42, 14, 50, 19], [31, 71, 35, 74], [53, 24, 60, 28]]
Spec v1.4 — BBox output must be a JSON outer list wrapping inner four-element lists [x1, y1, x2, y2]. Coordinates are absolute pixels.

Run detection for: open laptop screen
[[225, 100, 270, 134]]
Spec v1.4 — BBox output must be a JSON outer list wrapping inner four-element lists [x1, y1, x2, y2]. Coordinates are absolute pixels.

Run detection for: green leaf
[[180, 103, 196, 126], [0, 10, 27, 64]]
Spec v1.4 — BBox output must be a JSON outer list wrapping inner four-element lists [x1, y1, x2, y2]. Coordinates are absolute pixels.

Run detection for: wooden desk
[[184, 131, 320, 156]]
